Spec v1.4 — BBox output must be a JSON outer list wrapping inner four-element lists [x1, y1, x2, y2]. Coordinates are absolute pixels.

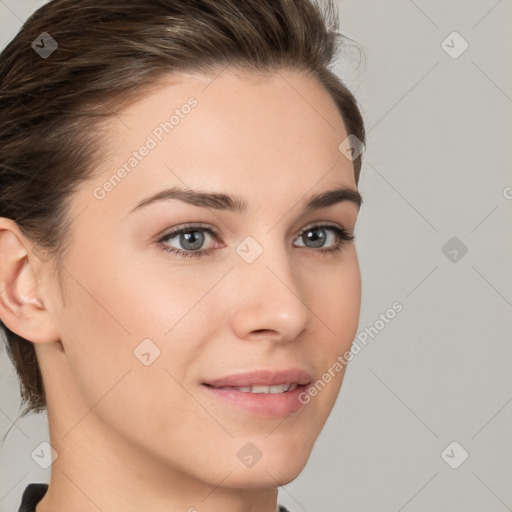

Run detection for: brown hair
[[0, 0, 365, 418]]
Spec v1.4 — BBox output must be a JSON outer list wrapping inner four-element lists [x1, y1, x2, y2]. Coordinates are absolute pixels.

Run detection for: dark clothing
[[17, 483, 291, 512], [17, 483, 48, 512]]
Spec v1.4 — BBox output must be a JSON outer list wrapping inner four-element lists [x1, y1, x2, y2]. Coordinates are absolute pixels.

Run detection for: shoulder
[[17, 483, 48, 512]]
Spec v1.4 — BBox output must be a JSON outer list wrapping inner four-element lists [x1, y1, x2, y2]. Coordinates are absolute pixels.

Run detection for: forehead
[[74, 69, 355, 218]]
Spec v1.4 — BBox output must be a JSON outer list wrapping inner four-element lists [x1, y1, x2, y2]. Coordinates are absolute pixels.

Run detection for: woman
[[0, 0, 365, 510]]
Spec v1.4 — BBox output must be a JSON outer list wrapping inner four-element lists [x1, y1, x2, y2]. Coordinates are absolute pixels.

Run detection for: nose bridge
[[229, 232, 309, 341]]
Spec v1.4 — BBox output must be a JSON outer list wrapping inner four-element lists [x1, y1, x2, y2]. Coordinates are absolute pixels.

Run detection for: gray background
[[1, 1, 511, 511]]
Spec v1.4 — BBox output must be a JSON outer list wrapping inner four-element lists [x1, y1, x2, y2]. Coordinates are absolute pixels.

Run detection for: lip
[[202, 368, 312, 388], [201, 368, 313, 418]]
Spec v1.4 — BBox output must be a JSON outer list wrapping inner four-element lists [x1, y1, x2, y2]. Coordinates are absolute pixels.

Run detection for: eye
[[293, 223, 354, 254], [158, 223, 220, 259]]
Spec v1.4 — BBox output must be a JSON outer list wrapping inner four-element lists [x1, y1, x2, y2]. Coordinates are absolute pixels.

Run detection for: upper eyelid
[[157, 222, 218, 241]]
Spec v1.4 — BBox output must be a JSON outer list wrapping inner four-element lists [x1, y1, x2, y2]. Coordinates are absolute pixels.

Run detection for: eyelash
[[157, 222, 354, 259]]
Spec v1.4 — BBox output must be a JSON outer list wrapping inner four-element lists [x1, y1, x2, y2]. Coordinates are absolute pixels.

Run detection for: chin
[[227, 441, 312, 489], [228, 464, 307, 490]]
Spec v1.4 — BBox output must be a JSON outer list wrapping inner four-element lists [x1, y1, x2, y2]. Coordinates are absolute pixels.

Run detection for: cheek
[[309, 248, 361, 348], [58, 245, 225, 400], [301, 250, 361, 405], [57, 257, 212, 457]]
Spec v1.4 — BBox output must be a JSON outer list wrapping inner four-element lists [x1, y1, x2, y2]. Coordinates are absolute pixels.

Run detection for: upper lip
[[203, 368, 312, 388]]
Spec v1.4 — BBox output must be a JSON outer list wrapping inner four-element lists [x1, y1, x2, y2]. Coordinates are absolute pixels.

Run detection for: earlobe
[[0, 218, 59, 344]]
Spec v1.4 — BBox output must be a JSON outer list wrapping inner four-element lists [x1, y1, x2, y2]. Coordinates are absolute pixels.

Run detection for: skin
[[0, 68, 362, 512]]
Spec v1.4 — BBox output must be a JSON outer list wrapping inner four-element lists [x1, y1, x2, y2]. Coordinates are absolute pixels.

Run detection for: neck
[[35, 405, 279, 512]]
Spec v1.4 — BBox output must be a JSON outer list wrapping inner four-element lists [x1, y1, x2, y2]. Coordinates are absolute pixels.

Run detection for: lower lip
[[201, 383, 309, 417]]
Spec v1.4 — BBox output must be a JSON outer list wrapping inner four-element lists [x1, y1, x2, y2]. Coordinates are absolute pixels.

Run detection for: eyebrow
[[127, 185, 362, 215]]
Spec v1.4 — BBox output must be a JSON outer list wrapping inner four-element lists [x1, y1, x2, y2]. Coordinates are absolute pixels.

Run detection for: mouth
[[200, 368, 313, 417]]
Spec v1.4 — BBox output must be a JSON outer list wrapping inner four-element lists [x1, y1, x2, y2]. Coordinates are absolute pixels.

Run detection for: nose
[[228, 237, 310, 344]]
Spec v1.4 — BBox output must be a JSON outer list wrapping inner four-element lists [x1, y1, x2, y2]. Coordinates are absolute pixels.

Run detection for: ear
[[0, 217, 60, 344]]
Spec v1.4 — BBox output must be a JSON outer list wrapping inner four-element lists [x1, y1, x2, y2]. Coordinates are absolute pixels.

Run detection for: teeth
[[269, 384, 287, 394], [219, 383, 298, 393], [252, 385, 272, 393]]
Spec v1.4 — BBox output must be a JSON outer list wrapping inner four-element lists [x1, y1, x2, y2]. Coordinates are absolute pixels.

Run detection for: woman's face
[[39, 68, 362, 488]]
